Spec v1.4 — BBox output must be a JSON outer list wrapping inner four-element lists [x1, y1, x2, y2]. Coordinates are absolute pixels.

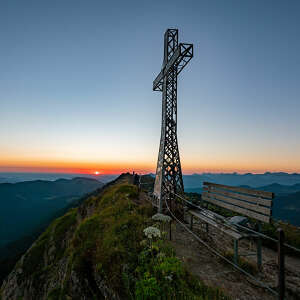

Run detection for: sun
[[94, 171, 100, 175]]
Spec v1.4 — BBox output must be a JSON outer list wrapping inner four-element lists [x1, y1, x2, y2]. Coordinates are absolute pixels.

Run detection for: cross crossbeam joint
[[153, 43, 193, 92]]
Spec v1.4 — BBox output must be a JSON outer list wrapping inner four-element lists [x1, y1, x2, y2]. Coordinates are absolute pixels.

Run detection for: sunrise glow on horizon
[[1, 159, 300, 175]]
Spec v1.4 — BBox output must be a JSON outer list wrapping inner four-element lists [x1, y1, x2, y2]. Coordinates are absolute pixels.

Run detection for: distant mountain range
[[0, 177, 103, 248], [273, 191, 300, 226], [185, 182, 300, 195], [241, 183, 300, 195], [182, 172, 300, 190], [3, 171, 300, 189], [0, 172, 117, 184], [180, 174, 300, 226]]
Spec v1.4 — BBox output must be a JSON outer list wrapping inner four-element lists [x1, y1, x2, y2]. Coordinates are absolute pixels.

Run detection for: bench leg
[[256, 223, 262, 271], [234, 240, 239, 266], [190, 215, 193, 230], [256, 237, 262, 270], [205, 222, 209, 234]]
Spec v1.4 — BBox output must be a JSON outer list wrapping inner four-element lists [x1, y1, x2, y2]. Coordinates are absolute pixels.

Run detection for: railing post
[[277, 228, 285, 300], [183, 206, 187, 223], [256, 222, 262, 270], [169, 220, 172, 241], [234, 239, 239, 265], [190, 215, 193, 230], [138, 175, 141, 192]]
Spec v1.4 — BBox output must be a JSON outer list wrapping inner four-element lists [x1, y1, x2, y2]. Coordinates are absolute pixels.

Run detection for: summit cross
[[153, 29, 193, 212]]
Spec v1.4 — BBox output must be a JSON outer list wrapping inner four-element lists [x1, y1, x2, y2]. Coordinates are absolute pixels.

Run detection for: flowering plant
[[152, 213, 172, 223], [143, 226, 161, 239]]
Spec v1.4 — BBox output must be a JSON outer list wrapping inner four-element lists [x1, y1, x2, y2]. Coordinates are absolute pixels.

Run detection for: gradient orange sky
[[1, 1, 300, 175], [1, 150, 299, 175]]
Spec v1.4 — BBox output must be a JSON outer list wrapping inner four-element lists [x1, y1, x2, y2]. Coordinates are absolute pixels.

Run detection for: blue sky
[[0, 0, 300, 173]]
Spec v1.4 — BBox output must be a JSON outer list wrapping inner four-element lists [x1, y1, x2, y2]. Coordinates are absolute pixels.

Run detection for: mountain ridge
[[1, 173, 229, 300]]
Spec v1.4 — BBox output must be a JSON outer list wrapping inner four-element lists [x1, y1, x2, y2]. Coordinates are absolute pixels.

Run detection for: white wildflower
[[143, 226, 161, 239], [152, 213, 172, 223]]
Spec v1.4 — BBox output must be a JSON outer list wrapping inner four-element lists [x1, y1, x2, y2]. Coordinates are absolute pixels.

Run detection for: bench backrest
[[202, 182, 274, 223]]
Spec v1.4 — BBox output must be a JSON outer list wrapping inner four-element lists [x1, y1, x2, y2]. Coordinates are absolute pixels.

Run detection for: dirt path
[[170, 221, 300, 300], [138, 192, 300, 299]]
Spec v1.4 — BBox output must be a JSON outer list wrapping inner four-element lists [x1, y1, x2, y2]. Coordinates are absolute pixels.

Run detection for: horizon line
[[0, 170, 299, 176]]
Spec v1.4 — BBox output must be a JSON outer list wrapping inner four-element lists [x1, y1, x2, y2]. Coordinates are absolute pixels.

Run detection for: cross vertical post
[[153, 29, 193, 213]]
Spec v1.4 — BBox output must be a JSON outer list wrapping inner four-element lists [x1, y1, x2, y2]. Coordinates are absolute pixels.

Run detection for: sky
[[0, 0, 300, 175]]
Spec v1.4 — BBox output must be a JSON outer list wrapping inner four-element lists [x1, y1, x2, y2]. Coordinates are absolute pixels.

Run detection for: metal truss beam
[[153, 29, 193, 213], [153, 43, 193, 92]]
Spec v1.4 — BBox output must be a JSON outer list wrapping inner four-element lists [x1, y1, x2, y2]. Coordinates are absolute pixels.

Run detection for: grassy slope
[[1, 174, 230, 299]]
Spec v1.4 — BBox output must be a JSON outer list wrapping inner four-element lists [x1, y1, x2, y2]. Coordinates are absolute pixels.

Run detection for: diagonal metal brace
[[153, 43, 193, 91]]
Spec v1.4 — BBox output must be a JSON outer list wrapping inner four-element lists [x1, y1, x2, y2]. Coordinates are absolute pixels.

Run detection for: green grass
[[22, 228, 51, 276], [22, 208, 78, 278], [134, 240, 231, 300], [71, 184, 149, 295], [53, 209, 77, 258], [2, 175, 232, 299], [68, 181, 230, 299]]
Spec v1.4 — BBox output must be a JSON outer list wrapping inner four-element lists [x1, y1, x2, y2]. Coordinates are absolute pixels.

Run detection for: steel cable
[[164, 195, 279, 297], [171, 191, 300, 254]]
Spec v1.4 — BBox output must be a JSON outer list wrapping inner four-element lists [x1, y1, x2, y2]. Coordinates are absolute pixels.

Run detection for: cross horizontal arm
[[153, 43, 193, 92]]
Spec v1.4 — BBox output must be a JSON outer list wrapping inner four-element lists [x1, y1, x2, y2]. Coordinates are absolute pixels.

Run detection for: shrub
[[134, 239, 230, 299], [135, 275, 161, 300]]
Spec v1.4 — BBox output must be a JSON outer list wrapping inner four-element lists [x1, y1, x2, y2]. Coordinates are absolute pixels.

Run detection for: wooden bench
[[187, 182, 274, 269]]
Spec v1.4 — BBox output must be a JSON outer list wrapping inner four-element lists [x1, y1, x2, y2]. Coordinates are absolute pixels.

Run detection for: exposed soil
[[170, 218, 300, 300], [139, 191, 300, 300]]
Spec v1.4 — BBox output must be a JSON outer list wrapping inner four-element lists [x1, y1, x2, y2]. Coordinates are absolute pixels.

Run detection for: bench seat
[[186, 182, 275, 269], [188, 209, 243, 240]]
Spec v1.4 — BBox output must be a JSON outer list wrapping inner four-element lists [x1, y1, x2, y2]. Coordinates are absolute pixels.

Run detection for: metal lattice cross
[[153, 29, 193, 212]]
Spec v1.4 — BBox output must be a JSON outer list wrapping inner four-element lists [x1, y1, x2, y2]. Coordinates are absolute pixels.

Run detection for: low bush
[[133, 239, 230, 299]]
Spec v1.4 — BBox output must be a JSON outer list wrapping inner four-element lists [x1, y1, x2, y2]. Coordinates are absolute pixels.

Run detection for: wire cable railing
[[164, 195, 279, 297], [171, 191, 300, 254]]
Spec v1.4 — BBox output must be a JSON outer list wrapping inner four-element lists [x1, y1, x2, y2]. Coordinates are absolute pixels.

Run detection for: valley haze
[[1, 171, 300, 186]]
